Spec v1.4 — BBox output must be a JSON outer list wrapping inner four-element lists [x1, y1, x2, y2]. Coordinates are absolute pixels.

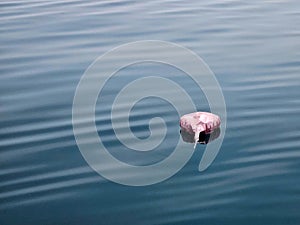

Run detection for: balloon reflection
[[180, 127, 220, 145]]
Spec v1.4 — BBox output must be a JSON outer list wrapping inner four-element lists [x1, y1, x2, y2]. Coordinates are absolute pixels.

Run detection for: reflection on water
[[1, 0, 300, 224], [180, 128, 221, 144]]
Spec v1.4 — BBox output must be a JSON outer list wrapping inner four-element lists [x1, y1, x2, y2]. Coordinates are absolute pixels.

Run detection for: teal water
[[1, 0, 300, 224]]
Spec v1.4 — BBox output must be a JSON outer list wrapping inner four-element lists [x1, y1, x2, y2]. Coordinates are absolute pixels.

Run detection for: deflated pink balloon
[[180, 112, 221, 148]]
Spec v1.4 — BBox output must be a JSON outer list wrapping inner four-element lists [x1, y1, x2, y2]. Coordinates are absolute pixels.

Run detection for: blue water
[[1, 0, 300, 224]]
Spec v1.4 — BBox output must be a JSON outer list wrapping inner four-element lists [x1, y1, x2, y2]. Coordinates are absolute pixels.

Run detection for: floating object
[[180, 112, 221, 148]]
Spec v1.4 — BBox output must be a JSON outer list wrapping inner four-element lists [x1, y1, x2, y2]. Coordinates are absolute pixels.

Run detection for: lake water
[[1, 0, 300, 224]]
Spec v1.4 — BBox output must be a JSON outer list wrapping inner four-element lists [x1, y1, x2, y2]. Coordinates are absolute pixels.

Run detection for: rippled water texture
[[1, 0, 300, 224]]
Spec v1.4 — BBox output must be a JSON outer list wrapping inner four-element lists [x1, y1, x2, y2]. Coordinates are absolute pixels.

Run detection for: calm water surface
[[1, 0, 300, 224]]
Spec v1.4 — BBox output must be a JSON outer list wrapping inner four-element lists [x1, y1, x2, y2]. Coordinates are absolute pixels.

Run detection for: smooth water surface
[[1, 0, 300, 224]]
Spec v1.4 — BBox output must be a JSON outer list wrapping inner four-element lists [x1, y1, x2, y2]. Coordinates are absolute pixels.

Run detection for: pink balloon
[[180, 112, 221, 148]]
